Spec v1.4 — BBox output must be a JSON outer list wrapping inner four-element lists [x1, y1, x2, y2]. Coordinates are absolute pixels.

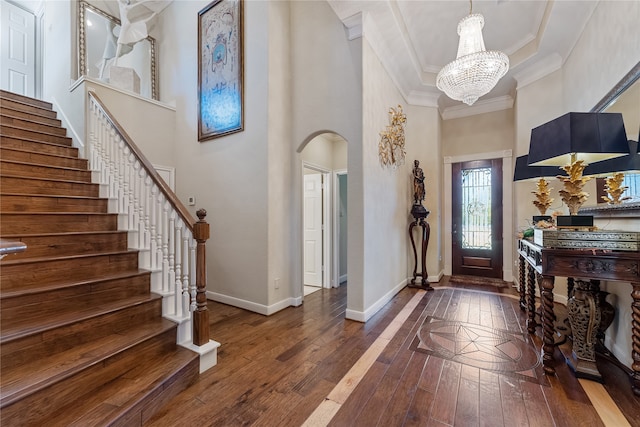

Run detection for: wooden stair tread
[[0, 173, 95, 185], [1, 116, 67, 136], [2, 231, 126, 239], [0, 192, 103, 200], [0, 270, 150, 300], [0, 293, 163, 344], [0, 90, 54, 110], [0, 107, 61, 126], [0, 134, 75, 150], [0, 211, 116, 217], [0, 249, 136, 266], [0, 318, 177, 406], [1, 146, 83, 162], [0, 158, 89, 173], [48, 346, 198, 427], [0, 124, 72, 144]]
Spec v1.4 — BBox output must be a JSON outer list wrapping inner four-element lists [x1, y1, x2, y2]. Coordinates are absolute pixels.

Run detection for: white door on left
[[303, 173, 323, 287], [1, 1, 35, 96]]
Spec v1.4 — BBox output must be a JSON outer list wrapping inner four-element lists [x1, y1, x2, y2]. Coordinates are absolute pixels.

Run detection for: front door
[[1, 1, 36, 96], [452, 159, 503, 279]]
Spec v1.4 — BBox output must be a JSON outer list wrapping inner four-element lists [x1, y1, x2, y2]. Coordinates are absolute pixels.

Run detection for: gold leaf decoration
[[556, 160, 591, 215], [532, 178, 553, 215], [601, 172, 631, 205], [379, 105, 406, 169]]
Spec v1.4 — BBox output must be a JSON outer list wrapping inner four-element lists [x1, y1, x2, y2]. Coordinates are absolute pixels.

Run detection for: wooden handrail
[[87, 91, 197, 231], [0, 239, 27, 257], [87, 90, 210, 347]]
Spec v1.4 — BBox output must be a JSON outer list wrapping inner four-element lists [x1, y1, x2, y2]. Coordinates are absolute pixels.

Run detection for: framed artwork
[[198, 0, 244, 141]]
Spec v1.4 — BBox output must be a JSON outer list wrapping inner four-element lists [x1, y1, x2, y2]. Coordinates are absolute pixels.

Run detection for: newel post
[[192, 208, 210, 346]]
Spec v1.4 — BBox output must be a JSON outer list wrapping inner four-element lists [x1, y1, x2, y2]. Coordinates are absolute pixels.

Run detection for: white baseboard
[[345, 278, 407, 322], [206, 291, 298, 316], [427, 270, 444, 283], [339, 274, 347, 283]]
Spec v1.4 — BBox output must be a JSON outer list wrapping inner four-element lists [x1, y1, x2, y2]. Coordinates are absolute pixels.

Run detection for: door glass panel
[[461, 167, 492, 249]]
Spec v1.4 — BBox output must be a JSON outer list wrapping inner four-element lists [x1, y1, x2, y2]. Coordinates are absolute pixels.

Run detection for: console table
[[517, 239, 640, 396]]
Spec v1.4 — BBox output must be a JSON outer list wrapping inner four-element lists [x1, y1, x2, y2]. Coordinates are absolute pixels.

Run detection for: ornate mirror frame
[[579, 61, 640, 218], [77, 1, 158, 100]]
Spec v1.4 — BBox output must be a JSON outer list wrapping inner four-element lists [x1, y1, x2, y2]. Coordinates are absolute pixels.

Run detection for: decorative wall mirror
[[581, 61, 640, 217], [77, 1, 158, 100]]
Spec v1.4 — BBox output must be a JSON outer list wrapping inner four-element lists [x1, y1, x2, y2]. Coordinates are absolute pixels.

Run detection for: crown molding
[[343, 12, 363, 40], [406, 90, 440, 108], [512, 53, 562, 90], [440, 95, 514, 120]]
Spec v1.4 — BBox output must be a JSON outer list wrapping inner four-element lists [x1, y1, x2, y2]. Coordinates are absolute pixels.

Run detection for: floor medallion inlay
[[410, 316, 547, 385]]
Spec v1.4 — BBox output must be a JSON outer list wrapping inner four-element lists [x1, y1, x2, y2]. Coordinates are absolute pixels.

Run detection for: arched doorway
[[298, 132, 348, 298]]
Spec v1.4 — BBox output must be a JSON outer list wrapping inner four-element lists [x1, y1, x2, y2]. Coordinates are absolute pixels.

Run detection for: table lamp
[[527, 112, 629, 227], [513, 154, 567, 224], [584, 139, 639, 204]]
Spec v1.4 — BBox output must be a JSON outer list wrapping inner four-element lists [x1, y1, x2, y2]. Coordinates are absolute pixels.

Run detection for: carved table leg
[[631, 283, 640, 396], [526, 264, 537, 334], [566, 280, 603, 381], [519, 254, 526, 311], [540, 275, 556, 375]]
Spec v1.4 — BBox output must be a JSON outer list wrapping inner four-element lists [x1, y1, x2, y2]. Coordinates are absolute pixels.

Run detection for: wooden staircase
[[0, 90, 199, 426]]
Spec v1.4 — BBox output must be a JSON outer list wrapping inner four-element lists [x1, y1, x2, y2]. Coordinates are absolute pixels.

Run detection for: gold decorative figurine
[[557, 157, 591, 215], [601, 172, 631, 205], [532, 178, 553, 215]]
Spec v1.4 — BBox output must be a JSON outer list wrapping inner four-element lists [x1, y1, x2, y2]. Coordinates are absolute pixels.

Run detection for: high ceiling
[[327, 0, 599, 118]]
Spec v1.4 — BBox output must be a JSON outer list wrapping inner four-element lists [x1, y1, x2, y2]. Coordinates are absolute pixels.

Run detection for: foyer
[[144, 278, 640, 426]]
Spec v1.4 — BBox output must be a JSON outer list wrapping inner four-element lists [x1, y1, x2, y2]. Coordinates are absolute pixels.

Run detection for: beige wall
[[405, 104, 442, 280], [157, 0, 270, 309], [442, 109, 514, 158], [290, 0, 364, 315]]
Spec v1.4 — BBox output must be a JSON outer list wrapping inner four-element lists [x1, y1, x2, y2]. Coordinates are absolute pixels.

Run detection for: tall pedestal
[[408, 204, 433, 291]]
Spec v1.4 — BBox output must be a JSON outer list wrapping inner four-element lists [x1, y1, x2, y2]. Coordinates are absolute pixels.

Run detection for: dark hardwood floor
[[144, 278, 639, 426]]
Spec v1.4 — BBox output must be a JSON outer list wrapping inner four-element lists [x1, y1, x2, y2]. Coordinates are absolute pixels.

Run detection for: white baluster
[[189, 237, 197, 312], [108, 128, 117, 199], [143, 176, 152, 249], [149, 185, 158, 270], [127, 152, 136, 230], [137, 167, 146, 249], [162, 200, 170, 294], [174, 219, 183, 317], [181, 227, 190, 317], [168, 211, 176, 301]]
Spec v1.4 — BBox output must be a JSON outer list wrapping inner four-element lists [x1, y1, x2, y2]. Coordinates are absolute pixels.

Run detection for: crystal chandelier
[[436, 1, 509, 106]]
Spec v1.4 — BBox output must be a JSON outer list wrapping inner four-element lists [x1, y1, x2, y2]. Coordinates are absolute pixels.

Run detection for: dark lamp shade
[[513, 155, 567, 181], [583, 140, 640, 177], [527, 112, 629, 166]]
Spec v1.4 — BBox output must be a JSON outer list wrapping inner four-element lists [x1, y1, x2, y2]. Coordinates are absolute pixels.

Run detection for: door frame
[[302, 161, 332, 290], [332, 169, 347, 288], [444, 150, 513, 281]]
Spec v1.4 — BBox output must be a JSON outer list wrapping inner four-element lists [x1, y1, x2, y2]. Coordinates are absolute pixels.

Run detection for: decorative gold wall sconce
[[379, 105, 406, 168]]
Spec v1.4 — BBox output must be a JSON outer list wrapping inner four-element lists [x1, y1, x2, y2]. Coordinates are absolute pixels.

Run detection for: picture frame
[[198, 0, 244, 141]]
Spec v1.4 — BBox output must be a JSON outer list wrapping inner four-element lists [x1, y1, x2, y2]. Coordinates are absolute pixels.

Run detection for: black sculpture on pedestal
[[409, 160, 433, 290]]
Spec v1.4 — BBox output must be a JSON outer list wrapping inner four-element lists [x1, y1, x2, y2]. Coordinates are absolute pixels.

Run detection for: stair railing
[[86, 91, 210, 349]]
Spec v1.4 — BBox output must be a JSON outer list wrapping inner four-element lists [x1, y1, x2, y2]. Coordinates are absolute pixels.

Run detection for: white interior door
[[1, 1, 36, 96], [304, 173, 323, 286]]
